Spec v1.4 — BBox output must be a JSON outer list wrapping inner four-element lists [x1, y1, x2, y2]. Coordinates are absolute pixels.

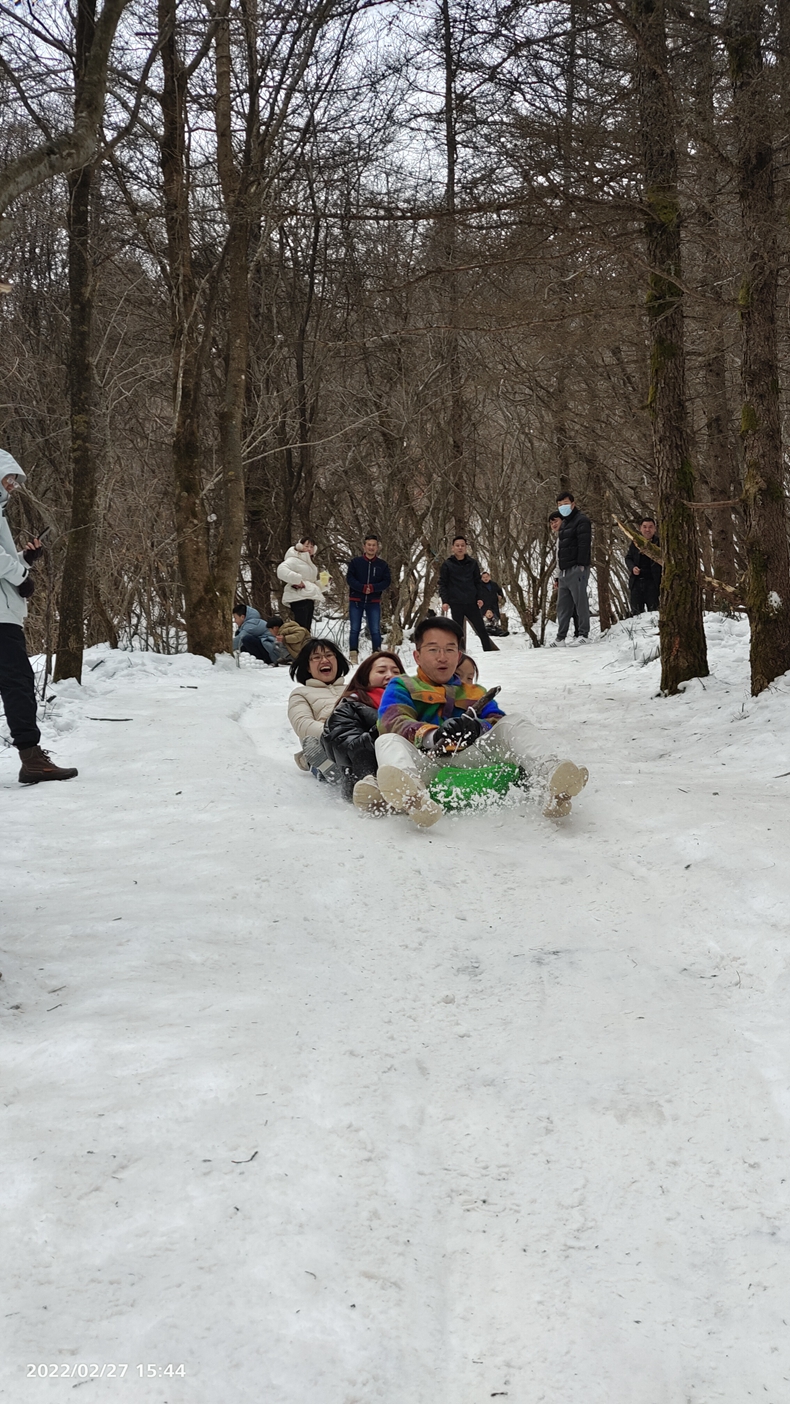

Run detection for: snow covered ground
[[3, 614, 790, 1404]]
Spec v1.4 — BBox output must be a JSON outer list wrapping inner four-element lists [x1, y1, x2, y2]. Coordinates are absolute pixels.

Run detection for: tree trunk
[[214, 4, 249, 629], [693, 0, 737, 587], [55, 0, 98, 684], [633, 0, 708, 692], [0, 0, 130, 228], [588, 463, 614, 631], [158, 0, 222, 659], [725, 0, 790, 694], [441, 0, 466, 538]]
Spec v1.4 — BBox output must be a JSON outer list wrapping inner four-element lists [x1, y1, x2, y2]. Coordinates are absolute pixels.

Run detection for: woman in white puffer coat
[[276, 537, 324, 631], [287, 637, 349, 780], [0, 452, 78, 782]]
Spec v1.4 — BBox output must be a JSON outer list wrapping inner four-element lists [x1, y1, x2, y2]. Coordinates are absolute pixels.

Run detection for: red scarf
[[367, 685, 386, 709]]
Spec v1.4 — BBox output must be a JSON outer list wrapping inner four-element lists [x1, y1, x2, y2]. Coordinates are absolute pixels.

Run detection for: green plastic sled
[[428, 761, 525, 812]]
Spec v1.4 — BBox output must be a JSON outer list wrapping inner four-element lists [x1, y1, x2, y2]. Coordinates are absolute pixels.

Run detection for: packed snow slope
[[2, 614, 790, 1404]]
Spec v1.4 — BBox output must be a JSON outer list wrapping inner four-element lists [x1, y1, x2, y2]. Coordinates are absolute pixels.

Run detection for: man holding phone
[[0, 450, 78, 783]]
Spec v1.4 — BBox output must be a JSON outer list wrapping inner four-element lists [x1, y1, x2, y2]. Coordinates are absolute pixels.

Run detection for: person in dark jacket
[[552, 492, 592, 645], [438, 536, 498, 652], [323, 650, 405, 804], [346, 535, 392, 662], [479, 570, 506, 631], [626, 517, 662, 614]]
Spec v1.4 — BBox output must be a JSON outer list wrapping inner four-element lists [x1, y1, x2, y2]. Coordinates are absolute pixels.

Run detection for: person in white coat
[[0, 451, 78, 783], [276, 538, 324, 632], [287, 638, 349, 779]]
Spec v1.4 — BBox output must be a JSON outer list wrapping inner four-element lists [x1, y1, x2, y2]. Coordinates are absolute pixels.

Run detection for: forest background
[[2, 0, 790, 697]]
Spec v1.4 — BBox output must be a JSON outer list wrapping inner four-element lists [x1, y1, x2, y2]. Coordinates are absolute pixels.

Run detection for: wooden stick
[[682, 498, 743, 509]]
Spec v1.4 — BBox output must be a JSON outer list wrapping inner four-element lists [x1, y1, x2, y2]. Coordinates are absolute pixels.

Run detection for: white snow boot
[[294, 750, 310, 771], [543, 761, 589, 819], [349, 649, 359, 664], [377, 765, 443, 828], [353, 774, 389, 815]]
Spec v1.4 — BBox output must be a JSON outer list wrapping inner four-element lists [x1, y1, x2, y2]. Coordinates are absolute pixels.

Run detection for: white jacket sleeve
[[277, 559, 305, 586], [0, 541, 26, 587], [287, 689, 326, 741]]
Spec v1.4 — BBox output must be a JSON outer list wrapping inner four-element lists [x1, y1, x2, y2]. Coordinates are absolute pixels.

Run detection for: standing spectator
[[346, 534, 391, 663], [478, 570, 506, 631], [552, 491, 591, 646], [0, 453, 77, 783], [438, 535, 498, 653], [276, 537, 324, 631], [232, 603, 286, 665], [548, 510, 579, 638], [626, 517, 662, 614]]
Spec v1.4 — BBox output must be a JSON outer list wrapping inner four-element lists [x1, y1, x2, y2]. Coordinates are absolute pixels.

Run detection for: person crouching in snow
[[268, 614, 311, 660], [232, 603, 287, 665], [364, 615, 588, 827], [287, 638, 349, 779], [322, 650, 405, 805]]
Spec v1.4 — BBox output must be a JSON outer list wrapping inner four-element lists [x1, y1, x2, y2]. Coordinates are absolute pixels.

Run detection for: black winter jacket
[[479, 578, 504, 615], [557, 508, 592, 571], [438, 554, 483, 605], [625, 540, 662, 588], [322, 692, 379, 800]]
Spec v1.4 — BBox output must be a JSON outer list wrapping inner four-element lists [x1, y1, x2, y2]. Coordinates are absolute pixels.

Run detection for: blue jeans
[[348, 598, 382, 651]]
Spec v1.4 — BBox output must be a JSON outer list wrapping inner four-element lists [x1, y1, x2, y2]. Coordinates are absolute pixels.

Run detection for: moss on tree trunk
[[633, 0, 708, 692], [725, 0, 790, 695]]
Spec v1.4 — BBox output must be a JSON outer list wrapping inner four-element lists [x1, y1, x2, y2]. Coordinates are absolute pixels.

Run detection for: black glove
[[23, 545, 44, 565], [423, 712, 483, 754], [18, 575, 34, 598]]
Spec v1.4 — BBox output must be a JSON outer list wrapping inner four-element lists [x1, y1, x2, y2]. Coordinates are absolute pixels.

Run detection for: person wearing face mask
[[276, 537, 325, 631], [0, 451, 78, 784], [552, 491, 592, 647], [322, 650, 405, 805], [548, 511, 579, 637]]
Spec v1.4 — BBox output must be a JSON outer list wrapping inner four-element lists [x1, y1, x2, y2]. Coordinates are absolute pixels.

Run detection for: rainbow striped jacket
[[377, 668, 505, 747]]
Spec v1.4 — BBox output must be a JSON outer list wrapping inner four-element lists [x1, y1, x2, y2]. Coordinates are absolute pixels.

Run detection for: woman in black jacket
[[323, 650, 405, 804]]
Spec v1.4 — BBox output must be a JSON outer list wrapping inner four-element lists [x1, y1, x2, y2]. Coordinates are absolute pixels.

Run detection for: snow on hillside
[[3, 614, 790, 1403]]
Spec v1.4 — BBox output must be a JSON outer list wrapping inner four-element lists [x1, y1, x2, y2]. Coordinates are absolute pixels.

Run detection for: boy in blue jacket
[[232, 604, 287, 665], [346, 535, 391, 661], [360, 616, 588, 827]]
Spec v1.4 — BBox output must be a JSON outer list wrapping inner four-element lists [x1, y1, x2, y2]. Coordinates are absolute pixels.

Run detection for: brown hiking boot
[[18, 746, 78, 784]]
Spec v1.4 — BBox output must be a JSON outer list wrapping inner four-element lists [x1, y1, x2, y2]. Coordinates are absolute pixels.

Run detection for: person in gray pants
[[552, 491, 592, 646]]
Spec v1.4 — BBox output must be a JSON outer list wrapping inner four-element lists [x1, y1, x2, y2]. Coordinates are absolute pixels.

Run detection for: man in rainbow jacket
[[351, 615, 588, 827]]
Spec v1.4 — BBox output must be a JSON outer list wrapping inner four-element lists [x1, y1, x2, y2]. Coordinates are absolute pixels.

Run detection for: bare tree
[[629, 0, 708, 691], [0, 0, 131, 233], [724, 0, 790, 694]]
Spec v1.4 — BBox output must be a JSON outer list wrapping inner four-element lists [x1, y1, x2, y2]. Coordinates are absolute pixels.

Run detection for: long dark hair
[[340, 650, 404, 705], [289, 638, 350, 685]]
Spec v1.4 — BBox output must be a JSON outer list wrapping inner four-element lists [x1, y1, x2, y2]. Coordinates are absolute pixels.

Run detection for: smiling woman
[[286, 639, 350, 781]]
